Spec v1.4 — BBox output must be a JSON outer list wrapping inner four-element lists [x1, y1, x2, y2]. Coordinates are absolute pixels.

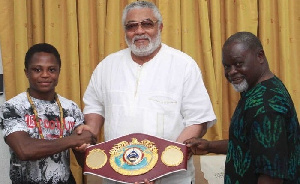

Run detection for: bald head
[[222, 32, 273, 92]]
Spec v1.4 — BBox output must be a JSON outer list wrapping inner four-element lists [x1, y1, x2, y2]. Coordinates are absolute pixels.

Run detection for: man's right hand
[[184, 138, 228, 155], [184, 137, 210, 157], [71, 129, 96, 152], [73, 125, 97, 152], [75, 124, 94, 135]]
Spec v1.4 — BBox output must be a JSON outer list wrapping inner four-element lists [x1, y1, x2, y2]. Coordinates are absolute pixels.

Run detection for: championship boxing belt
[[83, 133, 188, 183]]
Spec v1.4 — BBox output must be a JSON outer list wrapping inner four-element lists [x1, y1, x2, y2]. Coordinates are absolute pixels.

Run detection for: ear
[[24, 69, 29, 78], [159, 22, 163, 32], [257, 49, 266, 64]]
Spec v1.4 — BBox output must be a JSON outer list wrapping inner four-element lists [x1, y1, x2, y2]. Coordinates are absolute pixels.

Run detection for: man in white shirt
[[80, 1, 216, 183]]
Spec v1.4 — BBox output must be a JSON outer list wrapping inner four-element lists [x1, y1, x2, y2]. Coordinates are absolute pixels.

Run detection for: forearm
[[26, 137, 77, 160], [176, 123, 207, 143], [8, 134, 76, 160], [207, 139, 228, 154], [6, 130, 93, 161], [84, 113, 104, 136]]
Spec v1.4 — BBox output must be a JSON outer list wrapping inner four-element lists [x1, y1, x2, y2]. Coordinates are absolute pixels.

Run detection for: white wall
[[0, 123, 11, 184], [0, 43, 11, 184]]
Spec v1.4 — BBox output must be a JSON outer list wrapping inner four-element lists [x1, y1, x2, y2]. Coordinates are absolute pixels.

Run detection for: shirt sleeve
[[83, 63, 105, 117], [181, 60, 216, 128], [70, 102, 85, 129], [0, 103, 29, 137]]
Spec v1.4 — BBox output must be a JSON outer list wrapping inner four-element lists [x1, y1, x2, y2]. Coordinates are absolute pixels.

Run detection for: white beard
[[231, 79, 249, 92], [125, 31, 161, 57]]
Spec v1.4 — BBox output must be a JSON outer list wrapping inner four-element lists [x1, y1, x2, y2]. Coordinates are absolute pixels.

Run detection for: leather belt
[[83, 133, 187, 183]]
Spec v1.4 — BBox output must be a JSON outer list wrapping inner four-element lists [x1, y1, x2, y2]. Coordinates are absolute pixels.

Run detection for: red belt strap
[[83, 133, 188, 183]]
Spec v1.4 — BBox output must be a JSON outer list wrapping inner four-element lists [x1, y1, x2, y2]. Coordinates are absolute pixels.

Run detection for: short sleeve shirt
[[0, 92, 84, 184], [83, 43, 217, 184], [225, 76, 300, 184]]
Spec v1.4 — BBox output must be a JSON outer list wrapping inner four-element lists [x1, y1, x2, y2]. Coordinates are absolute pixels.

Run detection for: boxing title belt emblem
[[84, 133, 187, 183]]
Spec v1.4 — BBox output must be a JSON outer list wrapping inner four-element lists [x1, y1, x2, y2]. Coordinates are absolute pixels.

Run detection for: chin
[[38, 87, 56, 92], [231, 80, 249, 92]]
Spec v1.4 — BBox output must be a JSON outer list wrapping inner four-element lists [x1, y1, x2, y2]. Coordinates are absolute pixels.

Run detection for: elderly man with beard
[[79, 1, 216, 184], [185, 32, 300, 184]]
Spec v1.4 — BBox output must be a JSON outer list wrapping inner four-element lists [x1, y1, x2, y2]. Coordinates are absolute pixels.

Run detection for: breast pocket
[[148, 95, 178, 113], [147, 95, 182, 139]]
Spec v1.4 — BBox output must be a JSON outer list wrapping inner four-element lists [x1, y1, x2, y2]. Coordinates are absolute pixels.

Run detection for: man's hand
[[76, 124, 94, 135], [71, 130, 96, 147], [71, 130, 96, 167], [184, 137, 210, 158], [185, 138, 228, 156], [73, 125, 97, 152]]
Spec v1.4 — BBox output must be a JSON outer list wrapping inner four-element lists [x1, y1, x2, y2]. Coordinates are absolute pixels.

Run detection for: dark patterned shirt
[[225, 76, 300, 184], [0, 92, 83, 184]]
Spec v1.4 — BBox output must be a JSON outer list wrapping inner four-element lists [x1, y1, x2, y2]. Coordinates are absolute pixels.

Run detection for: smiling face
[[25, 52, 60, 100], [222, 42, 264, 92], [124, 8, 163, 57]]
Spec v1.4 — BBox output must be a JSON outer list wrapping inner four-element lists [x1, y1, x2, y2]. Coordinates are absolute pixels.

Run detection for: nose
[[135, 23, 146, 34], [226, 65, 238, 76], [41, 70, 50, 77]]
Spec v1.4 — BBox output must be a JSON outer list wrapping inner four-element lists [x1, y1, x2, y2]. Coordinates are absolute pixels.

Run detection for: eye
[[32, 68, 41, 72], [125, 19, 157, 32], [49, 68, 58, 73], [235, 62, 243, 67], [125, 23, 139, 31], [141, 20, 155, 29], [223, 64, 230, 70]]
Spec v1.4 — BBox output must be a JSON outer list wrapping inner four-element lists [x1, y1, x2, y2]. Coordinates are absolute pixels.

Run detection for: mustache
[[133, 35, 151, 42]]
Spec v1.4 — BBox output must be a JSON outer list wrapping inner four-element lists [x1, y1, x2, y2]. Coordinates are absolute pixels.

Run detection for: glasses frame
[[124, 18, 159, 32]]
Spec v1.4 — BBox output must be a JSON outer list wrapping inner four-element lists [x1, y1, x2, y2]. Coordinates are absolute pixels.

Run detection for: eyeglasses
[[125, 19, 159, 32]]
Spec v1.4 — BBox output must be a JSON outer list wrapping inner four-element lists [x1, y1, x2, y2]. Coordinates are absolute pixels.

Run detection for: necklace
[[26, 89, 64, 139]]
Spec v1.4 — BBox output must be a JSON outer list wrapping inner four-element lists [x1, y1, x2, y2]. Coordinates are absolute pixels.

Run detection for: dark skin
[[222, 42, 273, 89], [184, 138, 228, 157], [5, 52, 95, 166], [185, 41, 283, 184]]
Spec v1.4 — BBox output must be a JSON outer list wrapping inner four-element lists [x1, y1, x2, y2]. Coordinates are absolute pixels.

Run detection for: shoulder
[[90, 48, 131, 81], [2, 92, 28, 107], [160, 43, 195, 62], [98, 48, 130, 65], [261, 76, 291, 100], [249, 76, 287, 97], [158, 44, 199, 72], [91, 48, 131, 75], [0, 92, 29, 122], [248, 76, 295, 114], [56, 94, 80, 109], [157, 44, 201, 78], [266, 77, 295, 111]]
